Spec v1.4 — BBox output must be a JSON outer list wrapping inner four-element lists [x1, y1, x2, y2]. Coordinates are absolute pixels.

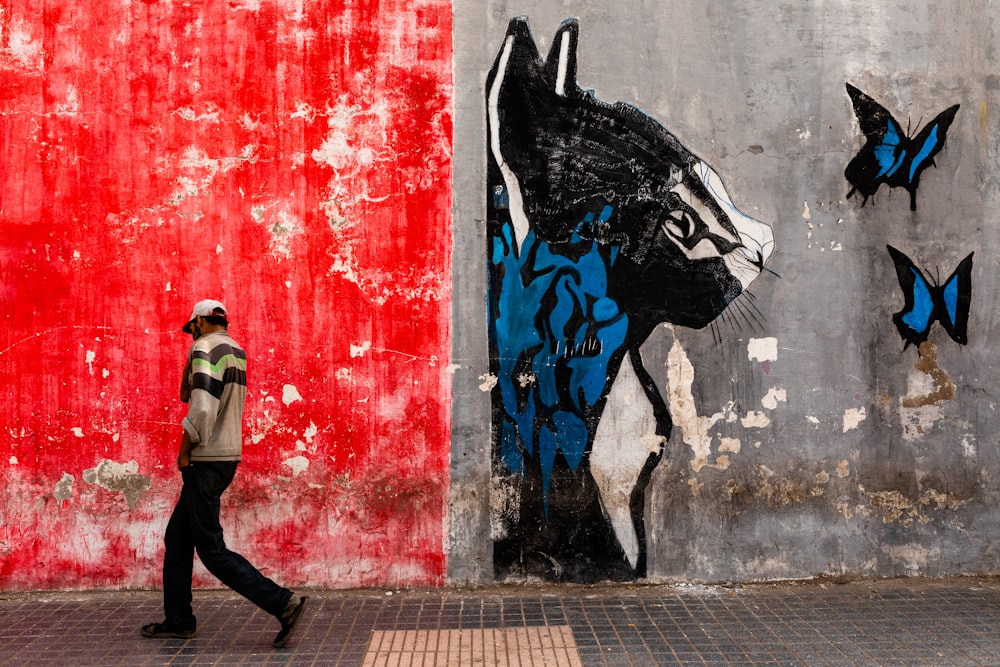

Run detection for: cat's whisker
[[743, 294, 767, 323], [729, 298, 758, 334], [725, 289, 768, 335]]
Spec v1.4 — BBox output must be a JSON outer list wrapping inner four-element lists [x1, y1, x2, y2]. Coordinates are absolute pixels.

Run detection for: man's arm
[[180, 356, 192, 403], [177, 430, 195, 469]]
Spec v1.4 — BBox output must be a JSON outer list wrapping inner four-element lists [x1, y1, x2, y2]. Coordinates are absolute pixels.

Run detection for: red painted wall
[[0, 0, 452, 589]]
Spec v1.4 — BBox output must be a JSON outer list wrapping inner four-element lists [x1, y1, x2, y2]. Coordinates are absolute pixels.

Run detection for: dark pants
[[163, 461, 292, 630]]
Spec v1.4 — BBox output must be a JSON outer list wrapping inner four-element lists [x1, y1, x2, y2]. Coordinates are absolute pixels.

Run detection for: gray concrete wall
[[452, 0, 1000, 584]]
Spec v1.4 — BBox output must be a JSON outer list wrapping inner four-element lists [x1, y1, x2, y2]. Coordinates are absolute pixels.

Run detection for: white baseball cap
[[182, 299, 228, 333]]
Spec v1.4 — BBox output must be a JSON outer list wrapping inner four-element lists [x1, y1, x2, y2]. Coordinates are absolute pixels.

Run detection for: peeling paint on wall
[[900, 342, 955, 441], [843, 407, 867, 433], [82, 460, 151, 511], [864, 486, 969, 526], [53, 473, 75, 505], [667, 333, 732, 472]]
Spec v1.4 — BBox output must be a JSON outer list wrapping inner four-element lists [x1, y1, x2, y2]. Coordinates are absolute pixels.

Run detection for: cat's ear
[[488, 16, 541, 86], [545, 19, 580, 97]]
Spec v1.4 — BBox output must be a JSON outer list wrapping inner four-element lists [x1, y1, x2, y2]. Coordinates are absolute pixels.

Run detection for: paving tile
[[3, 578, 1000, 666]]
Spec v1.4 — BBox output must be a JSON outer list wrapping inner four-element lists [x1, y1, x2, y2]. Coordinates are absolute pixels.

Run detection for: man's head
[[182, 299, 228, 338]]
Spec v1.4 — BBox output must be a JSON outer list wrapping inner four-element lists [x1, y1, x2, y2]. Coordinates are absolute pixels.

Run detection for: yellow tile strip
[[362, 625, 583, 667]]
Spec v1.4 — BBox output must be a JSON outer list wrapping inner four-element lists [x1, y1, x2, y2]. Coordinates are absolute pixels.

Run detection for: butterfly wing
[[845, 84, 907, 202], [887, 245, 934, 349], [906, 104, 960, 184], [935, 252, 973, 345]]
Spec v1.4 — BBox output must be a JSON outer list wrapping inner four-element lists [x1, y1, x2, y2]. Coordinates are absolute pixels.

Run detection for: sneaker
[[273, 595, 308, 648], [141, 622, 197, 639]]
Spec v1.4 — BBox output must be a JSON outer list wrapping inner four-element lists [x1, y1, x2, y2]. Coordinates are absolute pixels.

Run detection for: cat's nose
[[736, 218, 774, 268], [738, 246, 766, 269]]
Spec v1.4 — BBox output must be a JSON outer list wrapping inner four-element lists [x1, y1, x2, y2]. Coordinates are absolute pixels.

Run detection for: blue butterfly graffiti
[[846, 84, 959, 211], [887, 245, 973, 350]]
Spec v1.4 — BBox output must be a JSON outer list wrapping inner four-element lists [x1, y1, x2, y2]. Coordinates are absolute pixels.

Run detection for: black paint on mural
[[887, 245, 973, 350], [845, 83, 959, 211], [486, 17, 774, 582]]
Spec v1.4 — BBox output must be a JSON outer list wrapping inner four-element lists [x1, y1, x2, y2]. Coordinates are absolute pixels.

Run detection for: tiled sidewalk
[[2, 577, 999, 666]]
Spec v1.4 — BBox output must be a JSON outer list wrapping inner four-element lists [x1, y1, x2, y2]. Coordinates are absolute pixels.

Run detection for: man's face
[[189, 317, 203, 340]]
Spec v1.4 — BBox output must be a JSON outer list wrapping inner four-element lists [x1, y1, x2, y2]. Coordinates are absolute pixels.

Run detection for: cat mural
[[487, 17, 775, 582]]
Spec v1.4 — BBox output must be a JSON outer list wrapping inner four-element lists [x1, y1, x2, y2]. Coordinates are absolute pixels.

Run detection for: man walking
[[142, 299, 307, 648]]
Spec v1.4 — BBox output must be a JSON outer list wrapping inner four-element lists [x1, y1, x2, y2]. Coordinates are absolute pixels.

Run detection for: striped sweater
[[182, 331, 247, 462]]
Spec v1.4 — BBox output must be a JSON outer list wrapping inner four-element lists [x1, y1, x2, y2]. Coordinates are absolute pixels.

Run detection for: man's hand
[[177, 431, 194, 470]]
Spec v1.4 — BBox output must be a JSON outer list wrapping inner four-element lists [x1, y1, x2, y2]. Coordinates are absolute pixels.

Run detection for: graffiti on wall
[[887, 246, 973, 350], [486, 17, 775, 581], [845, 84, 960, 211]]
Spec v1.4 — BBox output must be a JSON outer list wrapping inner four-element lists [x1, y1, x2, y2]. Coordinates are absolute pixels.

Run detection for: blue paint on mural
[[845, 83, 959, 211], [491, 211, 628, 510], [487, 16, 774, 582], [887, 245, 973, 350]]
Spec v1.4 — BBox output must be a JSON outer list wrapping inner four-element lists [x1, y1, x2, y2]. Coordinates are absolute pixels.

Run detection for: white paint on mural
[[591, 355, 665, 569], [487, 35, 530, 248]]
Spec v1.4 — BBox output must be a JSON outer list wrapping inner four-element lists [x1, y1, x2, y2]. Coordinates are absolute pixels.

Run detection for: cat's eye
[[663, 210, 695, 240]]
